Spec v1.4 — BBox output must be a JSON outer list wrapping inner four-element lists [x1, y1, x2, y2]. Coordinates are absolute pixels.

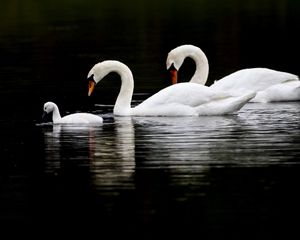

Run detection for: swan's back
[[58, 113, 103, 124], [211, 68, 299, 92], [136, 82, 229, 109], [132, 82, 254, 116]]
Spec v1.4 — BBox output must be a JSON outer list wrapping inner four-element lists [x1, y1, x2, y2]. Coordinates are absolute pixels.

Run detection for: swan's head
[[42, 102, 56, 121], [166, 45, 195, 84], [87, 60, 129, 96], [87, 63, 106, 97], [166, 50, 184, 85], [166, 45, 207, 85], [167, 45, 201, 70], [166, 47, 186, 69], [43, 102, 56, 114]]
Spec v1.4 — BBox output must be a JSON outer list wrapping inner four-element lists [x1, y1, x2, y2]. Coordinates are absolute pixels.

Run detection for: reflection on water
[[0, 102, 300, 238], [43, 118, 136, 192], [131, 102, 300, 167], [43, 124, 102, 173], [42, 102, 300, 191], [43, 106, 300, 187]]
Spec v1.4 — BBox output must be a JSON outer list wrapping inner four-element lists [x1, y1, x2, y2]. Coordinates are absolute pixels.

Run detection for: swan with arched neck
[[87, 60, 255, 116], [166, 44, 300, 103]]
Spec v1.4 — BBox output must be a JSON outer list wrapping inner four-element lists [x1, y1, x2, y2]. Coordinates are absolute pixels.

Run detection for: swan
[[42, 102, 103, 124], [87, 60, 255, 116], [166, 44, 300, 103]]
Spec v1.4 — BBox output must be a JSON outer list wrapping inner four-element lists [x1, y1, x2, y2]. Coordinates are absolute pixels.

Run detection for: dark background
[[0, 0, 299, 121]]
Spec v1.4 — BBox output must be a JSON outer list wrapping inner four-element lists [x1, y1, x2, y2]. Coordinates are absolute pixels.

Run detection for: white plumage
[[43, 102, 103, 125], [167, 44, 300, 103], [87, 60, 255, 116]]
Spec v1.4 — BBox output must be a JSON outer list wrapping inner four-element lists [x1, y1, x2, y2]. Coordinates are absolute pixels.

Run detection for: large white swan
[[43, 102, 103, 124], [166, 44, 300, 103], [87, 60, 255, 116]]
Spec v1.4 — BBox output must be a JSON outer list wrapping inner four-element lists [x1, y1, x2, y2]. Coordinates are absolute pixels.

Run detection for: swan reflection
[[132, 102, 300, 168], [43, 124, 103, 174], [132, 116, 239, 170], [90, 117, 136, 190], [41, 102, 300, 193], [43, 120, 136, 190]]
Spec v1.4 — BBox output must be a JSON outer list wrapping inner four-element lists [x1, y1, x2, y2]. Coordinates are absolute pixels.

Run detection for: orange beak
[[170, 69, 178, 85], [88, 80, 95, 96]]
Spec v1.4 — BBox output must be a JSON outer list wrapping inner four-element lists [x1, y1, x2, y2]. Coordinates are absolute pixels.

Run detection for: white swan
[[166, 44, 300, 103], [87, 60, 255, 116], [43, 102, 103, 124]]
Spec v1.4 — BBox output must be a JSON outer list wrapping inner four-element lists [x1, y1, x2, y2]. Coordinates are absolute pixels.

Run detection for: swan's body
[[87, 60, 255, 116], [167, 44, 300, 103], [211, 68, 300, 102], [43, 102, 103, 124]]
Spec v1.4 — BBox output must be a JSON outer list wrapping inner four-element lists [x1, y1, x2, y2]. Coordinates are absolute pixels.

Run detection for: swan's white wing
[[133, 103, 198, 116], [131, 82, 253, 116], [195, 91, 255, 115], [136, 82, 230, 108], [211, 68, 299, 92], [57, 113, 103, 124], [253, 80, 300, 102]]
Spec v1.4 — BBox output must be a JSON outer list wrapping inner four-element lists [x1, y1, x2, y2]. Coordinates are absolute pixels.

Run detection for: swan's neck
[[189, 49, 209, 85], [113, 64, 134, 116], [52, 104, 62, 123]]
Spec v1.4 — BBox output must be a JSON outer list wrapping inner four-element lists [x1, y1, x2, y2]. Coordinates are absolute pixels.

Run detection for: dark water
[[1, 0, 300, 239]]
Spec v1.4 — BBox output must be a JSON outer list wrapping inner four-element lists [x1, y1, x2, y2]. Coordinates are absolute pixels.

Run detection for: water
[[1, 0, 300, 239], [1, 102, 299, 238]]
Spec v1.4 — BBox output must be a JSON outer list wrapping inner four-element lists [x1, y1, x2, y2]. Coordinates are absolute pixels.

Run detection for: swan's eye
[[87, 74, 94, 81], [168, 63, 176, 71]]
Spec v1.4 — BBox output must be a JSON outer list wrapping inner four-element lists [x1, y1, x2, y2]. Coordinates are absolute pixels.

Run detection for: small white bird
[[42, 102, 103, 125]]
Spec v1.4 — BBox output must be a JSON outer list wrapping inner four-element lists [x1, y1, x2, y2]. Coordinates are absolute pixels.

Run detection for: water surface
[[2, 102, 300, 238]]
